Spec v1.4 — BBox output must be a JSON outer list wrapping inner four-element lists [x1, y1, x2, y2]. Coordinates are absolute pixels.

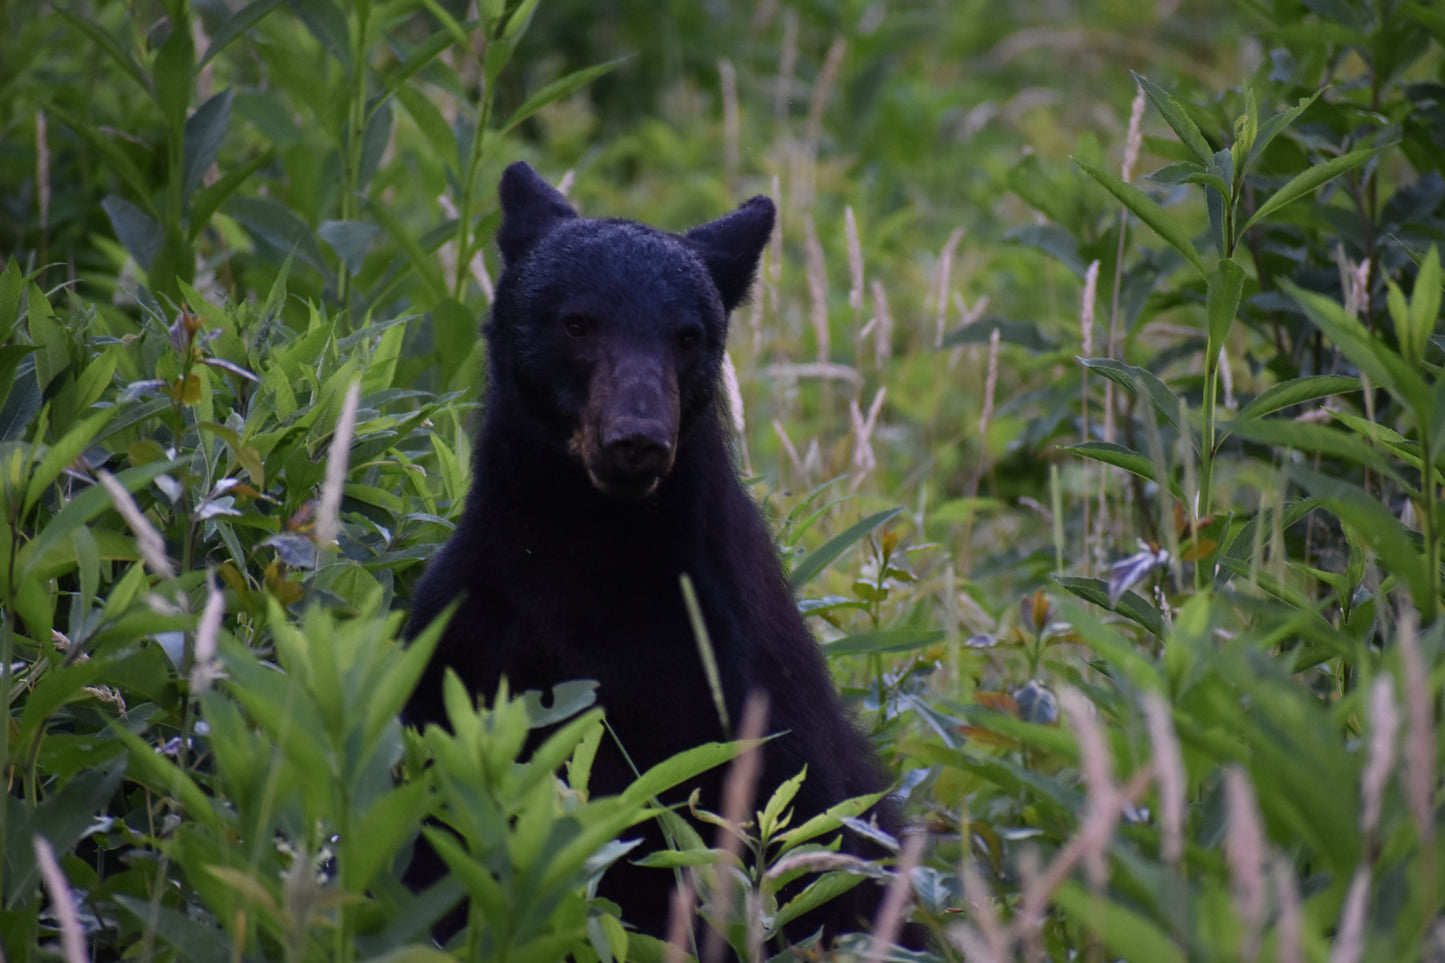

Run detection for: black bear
[[405, 162, 906, 947]]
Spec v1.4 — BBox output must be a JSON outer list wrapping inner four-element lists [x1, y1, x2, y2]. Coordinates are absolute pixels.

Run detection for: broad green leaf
[[223, 196, 330, 274], [153, 15, 194, 140], [1242, 88, 1323, 177], [789, 507, 902, 589], [414, 0, 471, 48], [1066, 441, 1183, 500], [775, 791, 884, 849], [102, 196, 163, 269], [1054, 575, 1166, 637], [1147, 162, 1229, 198], [53, 8, 148, 91], [42, 101, 157, 210], [1074, 160, 1207, 278], [773, 871, 867, 930], [182, 88, 232, 200], [1054, 880, 1186, 963], [189, 149, 274, 237], [1227, 375, 1360, 429], [113, 895, 234, 961], [824, 628, 945, 656], [18, 460, 171, 579], [200, 0, 286, 66], [0, 258, 27, 341], [1079, 358, 1183, 433], [498, 57, 631, 134], [1281, 278, 1431, 417], [1206, 257, 1244, 353], [1292, 466, 1433, 616], [1405, 246, 1442, 366], [292, 0, 352, 74], [6, 765, 127, 902], [109, 724, 223, 830], [366, 197, 447, 304], [1227, 417, 1405, 485], [623, 739, 753, 807], [22, 408, 116, 518], [319, 220, 380, 274], [1133, 74, 1214, 167], [1239, 145, 1388, 235], [348, 780, 436, 891]]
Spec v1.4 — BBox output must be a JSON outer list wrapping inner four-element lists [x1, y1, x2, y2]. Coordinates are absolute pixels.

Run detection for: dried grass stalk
[[803, 214, 830, 364], [98, 470, 175, 581], [1224, 766, 1265, 963], [865, 831, 926, 963], [34, 835, 89, 963], [934, 228, 965, 348], [1142, 691, 1185, 866], [314, 381, 361, 554]]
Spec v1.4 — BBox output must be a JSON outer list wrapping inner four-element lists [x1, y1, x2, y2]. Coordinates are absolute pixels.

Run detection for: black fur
[[405, 162, 905, 944]]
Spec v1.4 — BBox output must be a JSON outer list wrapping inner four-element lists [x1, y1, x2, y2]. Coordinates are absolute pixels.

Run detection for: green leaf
[[348, 780, 436, 892], [824, 628, 945, 657], [498, 57, 631, 134], [1054, 575, 1166, 637], [22, 409, 116, 518], [1227, 417, 1405, 486], [1239, 145, 1388, 236], [110, 724, 223, 830], [319, 220, 380, 274], [200, 0, 286, 66], [18, 461, 174, 582], [183, 88, 232, 200], [153, 15, 194, 140], [102, 196, 163, 269], [1281, 278, 1431, 417], [113, 895, 234, 960], [1207, 257, 1244, 353], [1078, 358, 1182, 433], [1065, 442, 1182, 500], [1404, 246, 1442, 366], [53, 8, 148, 91], [789, 507, 902, 590], [189, 150, 273, 237], [1054, 880, 1187, 963], [772, 871, 867, 930], [1292, 466, 1433, 616], [1227, 375, 1360, 430], [223, 196, 330, 274], [1074, 160, 1207, 278], [1133, 73, 1215, 167], [413, 0, 471, 49], [1241, 89, 1323, 177], [41, 101, 158, 212]]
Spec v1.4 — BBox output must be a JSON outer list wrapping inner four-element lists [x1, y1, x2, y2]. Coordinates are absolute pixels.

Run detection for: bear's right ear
[[684, 196, 776, 313], [497, 162, 577, 267]]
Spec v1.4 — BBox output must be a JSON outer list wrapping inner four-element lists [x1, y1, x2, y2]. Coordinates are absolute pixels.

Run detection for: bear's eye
[[563, 315, 590, 338], [677, 329, 702, 351]]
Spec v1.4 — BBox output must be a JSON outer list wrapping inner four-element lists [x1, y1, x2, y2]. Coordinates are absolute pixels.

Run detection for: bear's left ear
[[684, 196, 776, 313], [497, 162, 578, 267]]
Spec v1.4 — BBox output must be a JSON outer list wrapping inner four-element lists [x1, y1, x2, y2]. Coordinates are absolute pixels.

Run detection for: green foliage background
[[2, 0, 1445, 959]]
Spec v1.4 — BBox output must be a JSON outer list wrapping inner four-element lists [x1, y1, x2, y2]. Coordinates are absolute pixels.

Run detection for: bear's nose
[[603, 423, 673, 478]]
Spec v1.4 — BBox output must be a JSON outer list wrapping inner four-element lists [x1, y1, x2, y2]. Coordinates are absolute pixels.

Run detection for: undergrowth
[[1, 0, 1444, 959]]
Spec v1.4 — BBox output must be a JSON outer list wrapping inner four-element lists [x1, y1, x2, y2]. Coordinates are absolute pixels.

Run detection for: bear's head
[[486, 162, 775, 501]]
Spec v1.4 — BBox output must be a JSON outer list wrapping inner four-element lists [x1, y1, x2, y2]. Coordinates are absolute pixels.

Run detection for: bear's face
[[487, 164, 775, 501]]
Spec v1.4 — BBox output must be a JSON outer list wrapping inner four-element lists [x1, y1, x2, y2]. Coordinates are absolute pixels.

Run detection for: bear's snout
[[577, 355, 681, 500], [603, 418, 673, 476]]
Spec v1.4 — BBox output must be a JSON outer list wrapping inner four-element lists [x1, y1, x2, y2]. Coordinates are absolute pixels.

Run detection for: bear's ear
[[684, 196, 776, 313], [497, 162, 577, 267]]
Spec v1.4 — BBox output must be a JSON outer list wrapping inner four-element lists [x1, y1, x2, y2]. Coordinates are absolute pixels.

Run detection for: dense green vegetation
[[2, 0, 1444, 958]]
